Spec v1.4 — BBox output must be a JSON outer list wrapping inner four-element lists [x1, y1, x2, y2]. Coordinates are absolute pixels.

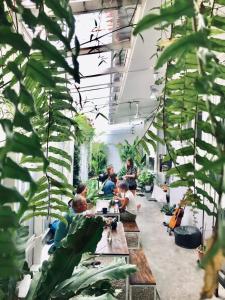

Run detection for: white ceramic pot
[[145, 185, 151, 192], [164, 214, 171, 224]]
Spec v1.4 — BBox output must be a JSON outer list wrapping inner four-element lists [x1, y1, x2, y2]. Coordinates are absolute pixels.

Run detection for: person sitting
[[102, 174, 116, 196], [48, 195, 87, 254], [76, 183, 88, 201], [115, 181, 137, 222]]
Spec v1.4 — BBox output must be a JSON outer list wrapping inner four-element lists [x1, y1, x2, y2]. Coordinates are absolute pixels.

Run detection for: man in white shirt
[[115, 181, 137, 222]]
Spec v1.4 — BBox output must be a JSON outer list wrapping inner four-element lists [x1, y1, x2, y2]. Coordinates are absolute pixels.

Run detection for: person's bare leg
[[130, 189, 136, 196]]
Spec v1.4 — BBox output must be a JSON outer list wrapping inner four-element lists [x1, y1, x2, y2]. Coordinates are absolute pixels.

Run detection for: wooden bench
[[122, 221, 140, 249], [215, 269, 225, 297], [129, 249, 156, 300]]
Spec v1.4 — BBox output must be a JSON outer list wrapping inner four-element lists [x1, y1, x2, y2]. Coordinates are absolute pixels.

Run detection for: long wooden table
[[95, 222, 129, 300], [95, 222, 129, 257]]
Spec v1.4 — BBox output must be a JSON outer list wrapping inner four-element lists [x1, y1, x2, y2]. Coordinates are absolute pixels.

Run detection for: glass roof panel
[[78, 52, 111, 76], [79, 75, 111, 88], [76, 11, 113, 47]]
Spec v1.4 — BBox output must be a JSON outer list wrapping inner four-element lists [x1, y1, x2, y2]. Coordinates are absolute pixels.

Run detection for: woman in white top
[[115, 181, 137, 222]]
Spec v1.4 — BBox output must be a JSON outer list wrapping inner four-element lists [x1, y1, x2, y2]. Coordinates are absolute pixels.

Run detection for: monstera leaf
[[51, 259, 136, 299], [26, 215, 104, 300]]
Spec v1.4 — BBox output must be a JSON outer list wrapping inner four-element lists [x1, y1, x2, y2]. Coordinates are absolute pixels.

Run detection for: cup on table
[[102, 207, 107, 214]]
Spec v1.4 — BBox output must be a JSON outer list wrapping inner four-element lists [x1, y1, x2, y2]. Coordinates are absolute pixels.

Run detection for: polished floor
[[136, 194, 224, 300]]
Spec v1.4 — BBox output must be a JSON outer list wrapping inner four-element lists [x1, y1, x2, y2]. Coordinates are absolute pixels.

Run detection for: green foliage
[[138, 170, 155, 186], [26, 215, 105, 300], [25, 216, 135, 300], [91, 143, 107, 176], [118, 166, 127, 180], [160, 204, 176, 216], [51, 259, 136, 299], [0, 0, 85, 298], [134, 0, 225, 297], [117, 137, 146, 168], [74, 114, 95, 144], [86, 179, 100, 204]]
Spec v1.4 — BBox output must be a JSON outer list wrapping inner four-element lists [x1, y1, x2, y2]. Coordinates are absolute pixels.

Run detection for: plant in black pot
[[138, 170, 155, 193], [161, 204, 176, 225]]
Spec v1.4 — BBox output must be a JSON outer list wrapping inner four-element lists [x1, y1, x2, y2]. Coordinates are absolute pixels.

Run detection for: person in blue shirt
[[48, 195, 87, 254], [102, 174, 116, 196]]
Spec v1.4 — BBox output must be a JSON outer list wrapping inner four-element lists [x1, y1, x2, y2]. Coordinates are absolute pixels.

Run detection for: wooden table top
[[95, 222, 129, 256]]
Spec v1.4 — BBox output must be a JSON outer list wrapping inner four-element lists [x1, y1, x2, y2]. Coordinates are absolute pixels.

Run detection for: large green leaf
[[13, 109, 33, 132], [156, 31, 208, 69], [27, 215, 104, 300], [45, 0, 75, 39], [51, 259, 136, 299], [0, 225, 28, 278], [0, 206, 19, 229], [2, 157, 35, 187], [48, 156, 71, 171], [0, 185, 26, 204], [7, 132, 45, 159], [133, 0, 195, 35], [38, 11, 70, 49], [27, 58, 56, 87], [49, 146, 72, 163], [32, 38, 73, 76], [0, 26, 30, 55]]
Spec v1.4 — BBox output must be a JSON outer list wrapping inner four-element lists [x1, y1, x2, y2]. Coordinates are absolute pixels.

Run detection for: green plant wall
[[0, 0, 80, 297], [117, 137, 147, 168], [134, 0, 225, 297], [91, 142, 107, 176]]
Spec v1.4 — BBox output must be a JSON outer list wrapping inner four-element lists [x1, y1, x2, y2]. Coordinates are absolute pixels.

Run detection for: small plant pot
[[164, 214, 172, 224], [145, 185, 152, 193]]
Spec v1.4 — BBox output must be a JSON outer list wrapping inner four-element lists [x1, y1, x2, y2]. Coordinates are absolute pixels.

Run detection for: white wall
[[99, 120, 148, 172]]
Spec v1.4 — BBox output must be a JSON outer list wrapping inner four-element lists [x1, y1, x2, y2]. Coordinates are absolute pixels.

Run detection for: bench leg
[[129, 286, 132, 300], [137, 233, 140, 249], [125, 232, 141, 249], [125, 276, 129, 300], [153, 286, 157, 300]]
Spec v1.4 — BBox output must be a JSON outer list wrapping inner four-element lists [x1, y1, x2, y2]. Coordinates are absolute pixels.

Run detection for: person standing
[[124, 158, 137, 195]]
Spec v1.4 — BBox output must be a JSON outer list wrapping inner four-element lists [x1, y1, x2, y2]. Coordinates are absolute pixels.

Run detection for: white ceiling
[[110, 0, 161, 124]]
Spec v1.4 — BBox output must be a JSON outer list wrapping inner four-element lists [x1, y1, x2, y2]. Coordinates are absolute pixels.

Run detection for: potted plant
[[161, 204, 176, 224], [138, 170, 155, 192]]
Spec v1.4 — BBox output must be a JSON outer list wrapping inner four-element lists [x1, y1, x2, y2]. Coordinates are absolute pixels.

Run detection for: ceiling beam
[[80, 66, 125, 79], [79, 40, 130, 55], [80, 66, 148, 79], [71, 81, 121, 90], [70, 0, 141, 14]]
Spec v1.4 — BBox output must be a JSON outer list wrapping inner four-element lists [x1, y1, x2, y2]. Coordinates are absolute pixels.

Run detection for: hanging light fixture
[[134, 102, 139, 119]]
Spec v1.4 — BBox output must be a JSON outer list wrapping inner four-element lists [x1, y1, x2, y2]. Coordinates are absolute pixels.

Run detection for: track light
[[134, 102, 139, 119]]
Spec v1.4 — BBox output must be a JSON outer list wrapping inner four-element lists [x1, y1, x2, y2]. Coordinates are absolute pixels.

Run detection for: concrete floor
[[136, 195, 212, 300]]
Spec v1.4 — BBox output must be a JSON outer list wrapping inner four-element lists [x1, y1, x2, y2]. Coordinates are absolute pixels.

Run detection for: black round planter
[[174, 226, 202, 249]]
